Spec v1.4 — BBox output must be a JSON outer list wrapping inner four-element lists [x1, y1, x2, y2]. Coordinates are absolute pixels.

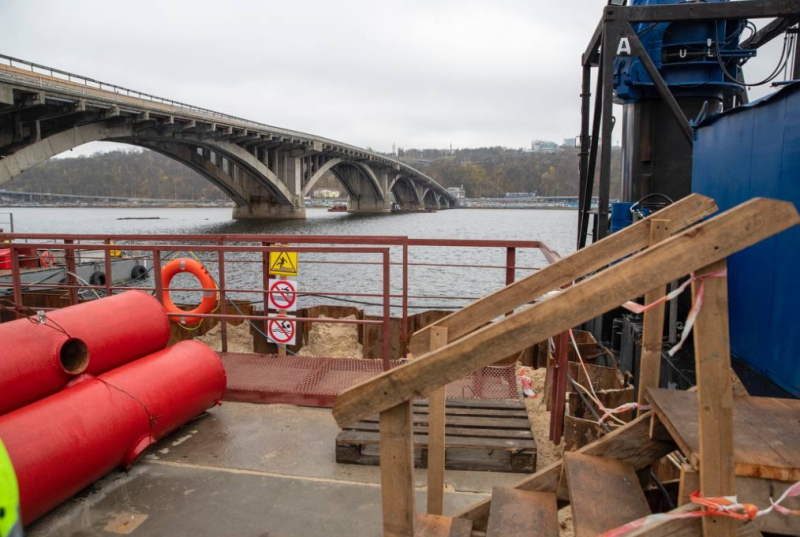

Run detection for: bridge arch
[[421, 187, 439, 210], [390, 175, 421, 208], [329, 161, 385, 201]]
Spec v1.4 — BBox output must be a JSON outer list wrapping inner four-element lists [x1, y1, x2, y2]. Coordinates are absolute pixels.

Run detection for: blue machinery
[[577, 0, 800, 394], [577, 0, 800, 248]]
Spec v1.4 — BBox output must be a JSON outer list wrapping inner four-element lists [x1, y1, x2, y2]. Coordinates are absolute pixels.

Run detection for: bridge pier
[[233, 200, 306, 219]]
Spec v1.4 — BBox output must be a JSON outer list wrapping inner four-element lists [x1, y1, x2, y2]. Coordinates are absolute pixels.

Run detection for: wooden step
[[485, 487, 558, 537], [415, 513, 473, 537], [563, 452, 651, 537]]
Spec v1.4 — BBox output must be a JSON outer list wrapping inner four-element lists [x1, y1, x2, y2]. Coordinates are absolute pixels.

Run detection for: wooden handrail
[[408, 194, 718, 357], [334, 198, 799, 428]]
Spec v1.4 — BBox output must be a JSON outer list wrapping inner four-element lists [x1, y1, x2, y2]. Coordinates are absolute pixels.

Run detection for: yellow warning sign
[[269, 250, 298, 276]]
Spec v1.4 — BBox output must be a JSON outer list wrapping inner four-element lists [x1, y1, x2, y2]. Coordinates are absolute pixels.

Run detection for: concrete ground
[[27, 402, 525, 537]]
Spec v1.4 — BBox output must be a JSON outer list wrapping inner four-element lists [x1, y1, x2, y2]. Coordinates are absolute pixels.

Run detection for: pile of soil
[[196, 322, 254, 353], [519, 366, 561, 470], [299, 315, 363, 359]]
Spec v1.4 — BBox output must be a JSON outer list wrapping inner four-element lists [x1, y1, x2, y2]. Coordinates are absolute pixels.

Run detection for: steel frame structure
[[577, 0, 800, 249]]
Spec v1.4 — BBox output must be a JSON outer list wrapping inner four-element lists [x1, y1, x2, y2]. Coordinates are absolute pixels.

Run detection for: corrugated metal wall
[[692, 83, 800, 397]]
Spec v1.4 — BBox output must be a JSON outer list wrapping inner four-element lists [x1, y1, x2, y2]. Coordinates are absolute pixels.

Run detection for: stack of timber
[[336, 399, 537, 473]]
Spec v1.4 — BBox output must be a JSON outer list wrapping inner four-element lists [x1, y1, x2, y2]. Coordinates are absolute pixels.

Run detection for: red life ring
[[161, 258, 217, 326], [40, 250, 55, 268]]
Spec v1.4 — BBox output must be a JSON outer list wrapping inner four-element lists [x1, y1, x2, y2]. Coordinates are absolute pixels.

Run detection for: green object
[[0, 438, 21, 537]]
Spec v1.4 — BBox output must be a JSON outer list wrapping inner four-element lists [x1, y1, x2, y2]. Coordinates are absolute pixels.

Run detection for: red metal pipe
[[0, 340, 225, 524], [0, 291, 170, 415]]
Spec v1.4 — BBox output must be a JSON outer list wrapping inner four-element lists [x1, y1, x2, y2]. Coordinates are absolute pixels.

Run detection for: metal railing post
[[402, 239, 409, 355], [153, 249, 164, 304], [104, 238, 113, 296], [64, 240, 78, 305], [218, 238, 228, 353], [10, 246, 22, 315], [382, 249, 391, 371]]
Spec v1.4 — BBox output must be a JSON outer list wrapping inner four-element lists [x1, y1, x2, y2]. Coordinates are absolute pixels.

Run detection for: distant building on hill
[[531, 140, 558, 153], [313, 188, 341, 198], [562, 138, 577, 148], [446, 185, 466, 199]]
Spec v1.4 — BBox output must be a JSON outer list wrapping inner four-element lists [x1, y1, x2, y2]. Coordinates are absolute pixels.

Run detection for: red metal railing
[[0, 233, 560, 368]]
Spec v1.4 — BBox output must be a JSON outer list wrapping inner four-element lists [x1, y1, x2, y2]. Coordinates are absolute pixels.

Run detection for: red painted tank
[[0, 340, 225, 524], [0, 290, 171, 414]]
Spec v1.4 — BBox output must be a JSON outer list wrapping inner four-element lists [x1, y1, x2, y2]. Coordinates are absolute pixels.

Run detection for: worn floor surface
[[28, 402, 525, 537]]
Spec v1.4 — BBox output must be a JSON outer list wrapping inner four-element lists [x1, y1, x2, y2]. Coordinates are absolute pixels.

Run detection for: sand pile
[[196, 321, 254, 353], [299, 315, 363, 359], [518, 366, 562, 470]]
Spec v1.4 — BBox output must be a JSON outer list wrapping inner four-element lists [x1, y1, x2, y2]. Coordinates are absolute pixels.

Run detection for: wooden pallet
[[336, 399, 536, 473]]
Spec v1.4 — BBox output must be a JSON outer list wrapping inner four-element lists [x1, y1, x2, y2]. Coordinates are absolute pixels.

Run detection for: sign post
[[268, 245, 298, 356]]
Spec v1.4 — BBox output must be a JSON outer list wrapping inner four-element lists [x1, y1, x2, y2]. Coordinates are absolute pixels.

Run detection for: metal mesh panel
[[220, 353, 517, 406]]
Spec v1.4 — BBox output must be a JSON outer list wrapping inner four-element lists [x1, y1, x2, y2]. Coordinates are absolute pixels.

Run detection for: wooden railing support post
[[637, 219, 671, 413], [380, 402, 416, 537], [427, 326, 448, 515], [692, 258, 737, 537]]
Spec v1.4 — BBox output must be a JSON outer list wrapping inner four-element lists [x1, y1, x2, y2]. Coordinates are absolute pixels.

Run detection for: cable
[[228, 299, 298, 356], [716, 20, 790, 87], [0, 298, 72, 338]]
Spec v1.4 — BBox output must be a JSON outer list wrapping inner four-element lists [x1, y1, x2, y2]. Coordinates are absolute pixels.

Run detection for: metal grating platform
[[220, 353, 518, 407]]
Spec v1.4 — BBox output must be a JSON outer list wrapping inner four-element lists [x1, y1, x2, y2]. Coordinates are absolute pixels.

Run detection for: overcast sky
[[0, 0, 790, 158]]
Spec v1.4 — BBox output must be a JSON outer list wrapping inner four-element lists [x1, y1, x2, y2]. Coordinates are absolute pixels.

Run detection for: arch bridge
[[0, 55, 454, 219]]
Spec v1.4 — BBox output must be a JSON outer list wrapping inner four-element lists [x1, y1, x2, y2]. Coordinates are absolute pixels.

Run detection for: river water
[[4, 207, 577, 314]]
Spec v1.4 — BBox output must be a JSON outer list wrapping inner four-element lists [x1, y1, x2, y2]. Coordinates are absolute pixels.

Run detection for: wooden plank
[[344, 422, 535, 440], [334, 199, 799, 428], [485, 487, 558, 537], [568, 361, 624, 393], [564, 452, 651, 537], [691, 259, 736, 537], [380, 402, 415, 537], [414, 514, 473, 537], [414, 399, 526, 410], [411, 407, 530, 418], [456, 413, 676, 531], [361, 414, 533, 430], [337, 429, 535, 451], [563, 415, 613, 451], [647, 388, 800, 481], [637, 219, 671, 412], [408, 194, 718, 357], [427, 326, 448, 516], [680, 465, 800, 536], [568, 387, 635, 423]]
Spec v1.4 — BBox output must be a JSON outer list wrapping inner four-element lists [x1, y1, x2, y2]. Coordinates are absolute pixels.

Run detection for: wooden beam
[[455, 413, 676, 531], [380, 402, 416, 537], [426, 327, 448, 516], [692, 259, 737, 537], [409, 194, 718, 357], [334, 199, 798, 428], [637, 219, 671, 413]]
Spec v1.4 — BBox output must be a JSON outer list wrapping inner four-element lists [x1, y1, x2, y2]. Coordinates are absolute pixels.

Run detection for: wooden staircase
[[331, 196, 800, 537]]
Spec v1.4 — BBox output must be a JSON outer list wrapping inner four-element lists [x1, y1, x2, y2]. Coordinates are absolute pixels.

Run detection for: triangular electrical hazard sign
[[269, 251, 298, 276]]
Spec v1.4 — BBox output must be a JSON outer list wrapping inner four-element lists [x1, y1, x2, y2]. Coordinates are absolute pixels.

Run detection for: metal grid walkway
[[220, 353, 518, 408]]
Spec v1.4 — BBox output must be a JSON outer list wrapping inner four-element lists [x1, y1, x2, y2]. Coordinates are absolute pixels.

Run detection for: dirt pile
[[196, 322, 254, 353], [299, 315, 363, 359]]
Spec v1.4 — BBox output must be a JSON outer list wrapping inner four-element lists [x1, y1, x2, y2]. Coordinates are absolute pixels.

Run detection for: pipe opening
[[60, 338, 89, 375]]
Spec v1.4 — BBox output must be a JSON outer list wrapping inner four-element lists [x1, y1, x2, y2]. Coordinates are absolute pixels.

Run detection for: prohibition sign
[[268, 316, 296, 345], [268, 279, 297, 312]]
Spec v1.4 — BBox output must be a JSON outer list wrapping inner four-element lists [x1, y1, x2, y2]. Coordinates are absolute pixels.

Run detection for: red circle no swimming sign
[[268, 317, 295, 345]]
